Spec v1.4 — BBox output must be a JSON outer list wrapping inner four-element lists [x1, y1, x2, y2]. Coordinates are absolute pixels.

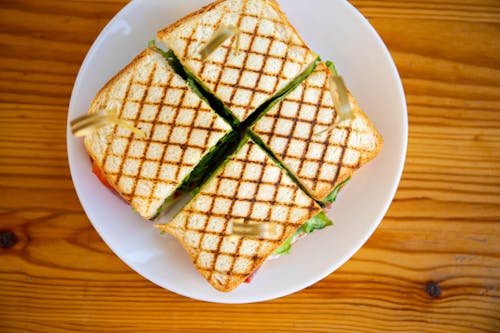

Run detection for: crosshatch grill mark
[[176, 3, 313, 121], [173, 140, 319, 289], [95, 55, 229, 217], [252, 65, 371, 194], [125, 62, 158, 202]]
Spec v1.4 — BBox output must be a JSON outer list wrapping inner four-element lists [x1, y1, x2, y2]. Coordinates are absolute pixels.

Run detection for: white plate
[[67, 0, 407, 303]]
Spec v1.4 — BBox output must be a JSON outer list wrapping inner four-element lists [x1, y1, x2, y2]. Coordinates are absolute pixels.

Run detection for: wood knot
[[425, 281, 442, 298], [0, 230, 18, 248]]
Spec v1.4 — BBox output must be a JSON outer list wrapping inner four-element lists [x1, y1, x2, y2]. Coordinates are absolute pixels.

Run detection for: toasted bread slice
[[161, 139, 321, 292], [158, 0, 317, 122], [251, 62, 383, 201], [84, 49, 231, 219]]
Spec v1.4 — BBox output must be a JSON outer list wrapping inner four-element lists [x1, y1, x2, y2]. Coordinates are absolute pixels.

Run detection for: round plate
[[67, 0, 407, 303]]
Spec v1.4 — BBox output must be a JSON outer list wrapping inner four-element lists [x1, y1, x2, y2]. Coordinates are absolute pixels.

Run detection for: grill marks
[[212, 3, 247, 105], [170, 90, 191, 184], [274, 73, 307, 161], [191, 156, 225, 270], [116, 64, 156, 185], [169, 5, 315, 121], [217, 144, 257, 279], [139, 70, 174, 215], [167, 140, 320, 290], [252, 63, 377, 198], [101, 71, 134, 171], [126, 63, 158, 202], [88, 52, 230, 218], [226, 2, 260, 112], [331, 128, 352, 186], [289, 74, 328, 194]]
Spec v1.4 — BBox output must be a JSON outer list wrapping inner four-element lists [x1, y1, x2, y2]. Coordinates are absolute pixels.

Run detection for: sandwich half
[[84, 49, 231, 219], [158, 0, 317, 123], [251, 61, 383, 203], [156, 138, 325, 292]]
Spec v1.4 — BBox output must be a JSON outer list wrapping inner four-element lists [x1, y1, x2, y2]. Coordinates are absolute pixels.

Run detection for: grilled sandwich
[[156, 138, 327, 292], [84, 49, 231, 219], [158, 0, 317, 123], [251, 62, 383, 202], [75, 0, 384, 293]]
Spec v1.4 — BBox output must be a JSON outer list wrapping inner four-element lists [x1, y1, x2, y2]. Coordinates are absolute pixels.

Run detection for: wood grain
[[0, 0, 499, 332]]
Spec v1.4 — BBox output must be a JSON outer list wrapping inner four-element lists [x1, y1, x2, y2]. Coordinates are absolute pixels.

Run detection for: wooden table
[[1, 1, 499, 332]]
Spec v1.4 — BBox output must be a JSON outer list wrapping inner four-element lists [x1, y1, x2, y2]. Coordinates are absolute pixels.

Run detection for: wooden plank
[[0, 0, 498, 332]]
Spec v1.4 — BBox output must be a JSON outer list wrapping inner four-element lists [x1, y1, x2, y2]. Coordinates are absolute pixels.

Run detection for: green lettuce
[[152, 131, 244, 219], [322, 176, 351, 205], [325, 60, 338, 75], [242, 57, 319, 127], [149, 40, 237, 126], [273, 212, 333, 255]]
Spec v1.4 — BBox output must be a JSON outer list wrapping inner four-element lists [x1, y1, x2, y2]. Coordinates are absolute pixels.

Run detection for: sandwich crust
[[84, 49, 231, 219], [252, 62, 383, 201], [158, 0, 317, 122], [164, 139, 321, 291]]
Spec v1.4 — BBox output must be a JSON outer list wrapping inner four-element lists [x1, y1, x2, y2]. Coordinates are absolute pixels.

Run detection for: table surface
[[1, 0, 499, 332]]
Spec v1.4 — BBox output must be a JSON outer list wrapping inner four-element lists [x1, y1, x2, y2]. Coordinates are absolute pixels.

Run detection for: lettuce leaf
[[325, 60, 338, 75], [149, 41, 238, 126], [273, 212, 333, 255], [273, 234, 294, 255], [322, 176, 351, 204], [242, 57, 319, 127], [300, 211, 332, 233], [152, 131, 244, 219]]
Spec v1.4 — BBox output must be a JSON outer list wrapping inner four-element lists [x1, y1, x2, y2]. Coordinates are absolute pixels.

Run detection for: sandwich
[[155, 138, 330, 292], [251, 61, 383, 204], [82, 48, 232, 219], [158, 0, 317, 123], [150, 0, 382, 290], [73, 0, 383, 293]]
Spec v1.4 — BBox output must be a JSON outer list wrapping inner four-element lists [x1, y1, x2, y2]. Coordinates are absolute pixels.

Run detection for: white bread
[[160, 139, 321, 291], [84, 49, 231, 219], [158, 0, 317, 122], [252, 62, 383, 200]]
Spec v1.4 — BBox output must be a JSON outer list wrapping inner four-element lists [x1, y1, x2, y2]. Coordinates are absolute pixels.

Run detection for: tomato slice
[[92, 160, 113, 190], [244, 267, 260, 283]]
